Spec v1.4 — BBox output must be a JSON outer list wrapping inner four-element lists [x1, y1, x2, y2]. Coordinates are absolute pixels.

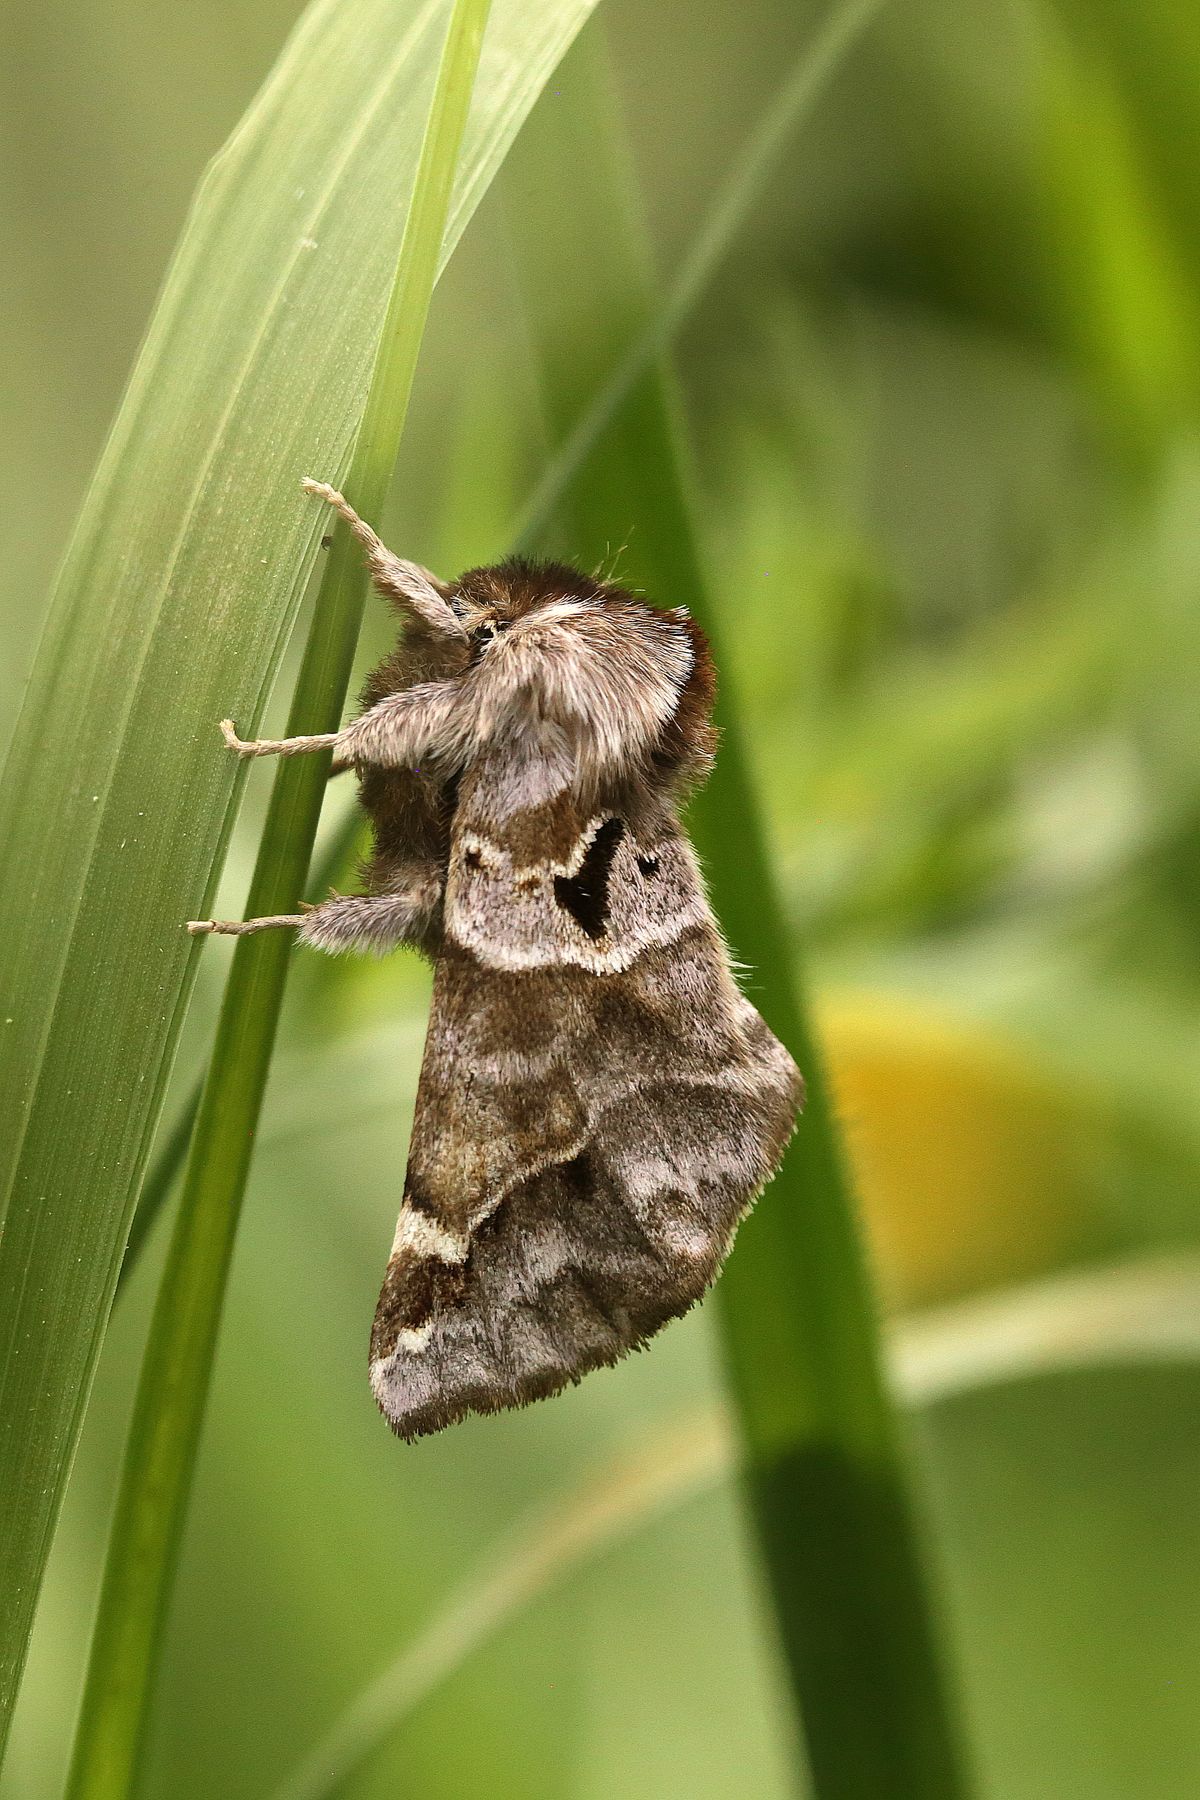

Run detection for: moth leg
[[218, 718, 341, 760], [333, 682, 466, 770], [295, 884, 441, 954], [188, 880, 439, 951], [219, 677, 463, 769], [301, 478, 466, 643], [187, 912, 305, 937]]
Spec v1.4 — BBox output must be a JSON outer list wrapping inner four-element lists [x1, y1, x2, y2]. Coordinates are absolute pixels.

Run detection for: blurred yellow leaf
[[821, 995, 1097, 1309]]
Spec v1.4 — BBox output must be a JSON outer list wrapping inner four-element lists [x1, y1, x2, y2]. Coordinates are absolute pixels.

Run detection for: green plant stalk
[[63, 5, 493, 1796], [504, 25, 972, 1799]]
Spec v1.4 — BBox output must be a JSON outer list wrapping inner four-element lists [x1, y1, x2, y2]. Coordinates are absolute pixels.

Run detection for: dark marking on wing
[[559, 1148, 594, 1198], [371, 1255, 466, 1356], [553, 817, 625, 940], [636, 852, 659, 876], [401, 1176, 440, 1218]]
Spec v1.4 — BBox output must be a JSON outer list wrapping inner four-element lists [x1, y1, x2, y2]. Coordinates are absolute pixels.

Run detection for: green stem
[[504, 23, 973, 1799], [115, 803, 367, 1294], [63, 5, 493, 1795]]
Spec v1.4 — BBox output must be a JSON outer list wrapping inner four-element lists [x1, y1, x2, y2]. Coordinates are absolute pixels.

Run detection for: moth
[[190, 480, 803, 1439]]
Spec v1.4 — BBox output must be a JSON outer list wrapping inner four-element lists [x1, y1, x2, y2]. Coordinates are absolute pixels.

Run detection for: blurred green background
[[4, 0, 1200, 1795]]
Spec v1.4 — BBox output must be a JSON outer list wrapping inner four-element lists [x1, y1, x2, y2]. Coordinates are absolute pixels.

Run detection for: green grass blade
[[268, 1251, 1200, 1800], [512, 0, 886, 549], [503, 23, 973, 1798], [0, 0, 600, 1759], [61, 7, 495, 1796], [115, 1092, 201, 1291], [271, 1412, 729, 1800], [116, 0, 887, 1303]]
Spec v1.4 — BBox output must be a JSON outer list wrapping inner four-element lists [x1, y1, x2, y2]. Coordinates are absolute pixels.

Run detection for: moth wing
[[369, 810, 801, 1440]]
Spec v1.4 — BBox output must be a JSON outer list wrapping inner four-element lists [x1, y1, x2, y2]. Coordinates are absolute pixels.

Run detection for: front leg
[[188, 878, 441, 954], [301, 479, 466, 645]]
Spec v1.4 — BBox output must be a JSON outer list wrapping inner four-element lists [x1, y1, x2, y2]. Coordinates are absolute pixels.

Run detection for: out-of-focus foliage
[[4, 0, 1200, 1794]]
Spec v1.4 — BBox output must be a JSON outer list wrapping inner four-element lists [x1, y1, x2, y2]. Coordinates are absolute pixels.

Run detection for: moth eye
[[470, 618, 510, 650]]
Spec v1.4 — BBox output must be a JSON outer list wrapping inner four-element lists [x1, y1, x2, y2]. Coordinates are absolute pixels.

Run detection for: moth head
[[448, 556, 705, 704], [449, 558, 604, 657], [436, 557, 713, 793]]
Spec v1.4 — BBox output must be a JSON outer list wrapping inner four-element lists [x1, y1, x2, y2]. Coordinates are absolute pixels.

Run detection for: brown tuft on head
[[653, 611, 718, 791], [454, 556, 608, 624]]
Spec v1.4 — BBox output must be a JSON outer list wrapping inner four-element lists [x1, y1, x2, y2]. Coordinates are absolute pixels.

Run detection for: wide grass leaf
[[0, 0, 599, 1750]]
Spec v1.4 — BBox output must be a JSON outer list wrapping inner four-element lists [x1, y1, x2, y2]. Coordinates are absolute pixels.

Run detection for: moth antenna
[[301, 478, 467, 643], [593, 536, 632, 586]]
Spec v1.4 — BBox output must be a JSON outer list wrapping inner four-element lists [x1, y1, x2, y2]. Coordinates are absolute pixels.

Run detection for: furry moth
[[190, 480, 803, 1440]]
